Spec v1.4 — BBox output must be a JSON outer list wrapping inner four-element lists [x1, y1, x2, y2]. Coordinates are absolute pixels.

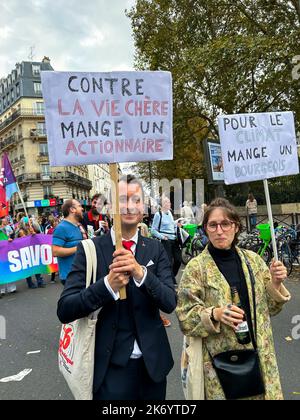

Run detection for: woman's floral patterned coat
[[176, 247, 291, 400]]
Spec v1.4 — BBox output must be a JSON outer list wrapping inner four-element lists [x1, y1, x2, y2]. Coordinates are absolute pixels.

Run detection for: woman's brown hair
[[248, 193, 255, 202], [203, 198, 242, 245]]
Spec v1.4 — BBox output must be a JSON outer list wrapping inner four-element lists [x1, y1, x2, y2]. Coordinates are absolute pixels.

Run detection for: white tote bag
[[58, 239, 99, 400], [181, 335, 205, 400]]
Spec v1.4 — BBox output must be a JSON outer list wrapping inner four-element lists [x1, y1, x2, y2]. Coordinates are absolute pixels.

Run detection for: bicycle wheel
[[248, 241, 272, 265], [261, 246, 272, 265], [191, 236, 205, 258], [181, 245, 193, 265]]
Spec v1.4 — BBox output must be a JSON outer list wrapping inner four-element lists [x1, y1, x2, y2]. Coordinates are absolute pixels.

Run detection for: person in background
[[13, 212, 25, 232], [52, 199, 85, 286], [138, 218, 150, 238], [47, 217, 59, 283], [82, 193, 110, 238], [151, 196, 182, 279], [0, 218, 16, 296], [180, 201, 195, 224], [194, 202, 207, 226], [246, 193, 258, 232], [151, 196, 182, 327], [0, 218, 15, 239], [21, 217, 46, 289]]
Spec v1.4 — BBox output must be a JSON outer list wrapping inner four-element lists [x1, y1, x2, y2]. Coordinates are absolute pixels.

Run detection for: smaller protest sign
[[218, 111, 299, 185]]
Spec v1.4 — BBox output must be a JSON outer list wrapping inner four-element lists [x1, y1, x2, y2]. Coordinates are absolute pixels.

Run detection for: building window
[[43, 185, 52, 197], [41, 164, 50, 175], [34, 102, 44, 115], [18, 126, 22, 139], [39, 143, 48, 155], [41, 168, 51, 181], [11, 89, 14, 101], [16, 83, 20, 97], [37, 121, 46, 135], [32, 64, 40, 76], [34, 82, 42, 94]]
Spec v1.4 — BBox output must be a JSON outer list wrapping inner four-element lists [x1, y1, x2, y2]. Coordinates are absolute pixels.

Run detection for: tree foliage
[[127, 0, 300, 195]]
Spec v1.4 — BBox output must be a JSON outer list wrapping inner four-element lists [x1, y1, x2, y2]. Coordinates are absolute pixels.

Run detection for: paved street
[[0, 269, 299, 400]]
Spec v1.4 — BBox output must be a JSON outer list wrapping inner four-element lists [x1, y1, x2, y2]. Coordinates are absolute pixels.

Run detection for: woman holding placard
[[177, 198, 290, 400]]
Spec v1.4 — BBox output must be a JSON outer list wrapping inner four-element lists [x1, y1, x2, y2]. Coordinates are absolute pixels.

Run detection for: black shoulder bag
[[209, 253, 265, 400]]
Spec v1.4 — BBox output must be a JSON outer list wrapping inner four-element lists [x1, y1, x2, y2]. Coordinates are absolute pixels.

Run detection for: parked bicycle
[[181, 223, 208, 265], [238, 223, 297, 276]]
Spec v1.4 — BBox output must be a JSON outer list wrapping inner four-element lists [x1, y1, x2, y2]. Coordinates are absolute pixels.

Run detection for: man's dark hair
[[91, 193, 106, 203], [119, 174, 145, 201], [62, 199, 75, 218]]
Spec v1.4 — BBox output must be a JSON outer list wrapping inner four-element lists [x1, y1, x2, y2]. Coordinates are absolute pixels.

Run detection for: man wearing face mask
[[82, 193, 110, 237]]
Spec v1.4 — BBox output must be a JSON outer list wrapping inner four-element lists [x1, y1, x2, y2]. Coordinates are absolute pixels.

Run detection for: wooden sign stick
[[109, 163, 126, 300]]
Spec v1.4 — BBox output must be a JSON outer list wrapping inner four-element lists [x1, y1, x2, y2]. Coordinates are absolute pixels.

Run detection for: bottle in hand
[[231, 286, 251, 345]]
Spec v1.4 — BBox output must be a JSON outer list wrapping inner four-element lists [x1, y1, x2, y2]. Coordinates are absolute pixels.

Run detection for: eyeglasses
[[206, 220, 236, 233]]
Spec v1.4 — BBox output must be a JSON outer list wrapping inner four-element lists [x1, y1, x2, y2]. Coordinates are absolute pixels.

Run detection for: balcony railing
[[0, 135, 17, 151], [0, 108, 45, 132], [37, 153, 49, 162], [16, 171, 92, 189], [30, 128, 47, 137]]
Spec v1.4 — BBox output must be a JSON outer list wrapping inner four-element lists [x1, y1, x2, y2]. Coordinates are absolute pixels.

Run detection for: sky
[[0, 0, 136, 78]]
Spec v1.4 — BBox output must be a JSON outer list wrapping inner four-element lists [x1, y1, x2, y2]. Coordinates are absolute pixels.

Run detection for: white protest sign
[[218, 111, 299, 185], [41, 71, 173, 166]]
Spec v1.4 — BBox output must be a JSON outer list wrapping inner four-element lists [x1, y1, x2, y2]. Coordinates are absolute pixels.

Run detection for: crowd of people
[[0, 195, 204, 297], [56, 177, 290, 401], [0, 194, 112, 295], [0, 183, 291, 401]]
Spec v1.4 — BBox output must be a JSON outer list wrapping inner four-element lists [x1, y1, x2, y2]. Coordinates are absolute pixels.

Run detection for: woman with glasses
[[176, 198, 290, 400]]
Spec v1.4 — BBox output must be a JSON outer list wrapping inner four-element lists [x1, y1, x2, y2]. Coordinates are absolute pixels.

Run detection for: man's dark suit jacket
[[57, 232, 177, 393]]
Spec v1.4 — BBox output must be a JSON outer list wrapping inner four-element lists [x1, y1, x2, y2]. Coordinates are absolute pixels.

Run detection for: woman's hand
[[270, 260, 287, 289], [213, 304, 245, 331]]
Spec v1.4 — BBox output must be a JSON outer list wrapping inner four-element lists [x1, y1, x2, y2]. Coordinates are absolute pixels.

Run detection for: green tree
[[127, 0, 300, 198]]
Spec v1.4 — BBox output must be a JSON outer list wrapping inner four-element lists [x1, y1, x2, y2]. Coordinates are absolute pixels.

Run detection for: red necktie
[[122, 240, 135, 254]]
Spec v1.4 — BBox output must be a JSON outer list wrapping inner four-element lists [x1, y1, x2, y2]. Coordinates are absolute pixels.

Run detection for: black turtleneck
[[208, 243, 253, 338]]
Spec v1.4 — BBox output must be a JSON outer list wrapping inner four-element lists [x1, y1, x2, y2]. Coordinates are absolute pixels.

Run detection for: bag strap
[[81, 239, 97, 288], [81, 239, 100, 320], [86, 239, 97, 286], [241, 250, 258, 350], [158, 210, 163, 232], [157, 210, 177, 236]]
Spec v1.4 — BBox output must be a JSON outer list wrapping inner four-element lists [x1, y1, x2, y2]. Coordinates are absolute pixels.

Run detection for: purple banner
[[0, 234, 58, 285]]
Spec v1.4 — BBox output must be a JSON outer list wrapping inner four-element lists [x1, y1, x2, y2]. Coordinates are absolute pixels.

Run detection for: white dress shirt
[[104, 228, 147, 359]]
